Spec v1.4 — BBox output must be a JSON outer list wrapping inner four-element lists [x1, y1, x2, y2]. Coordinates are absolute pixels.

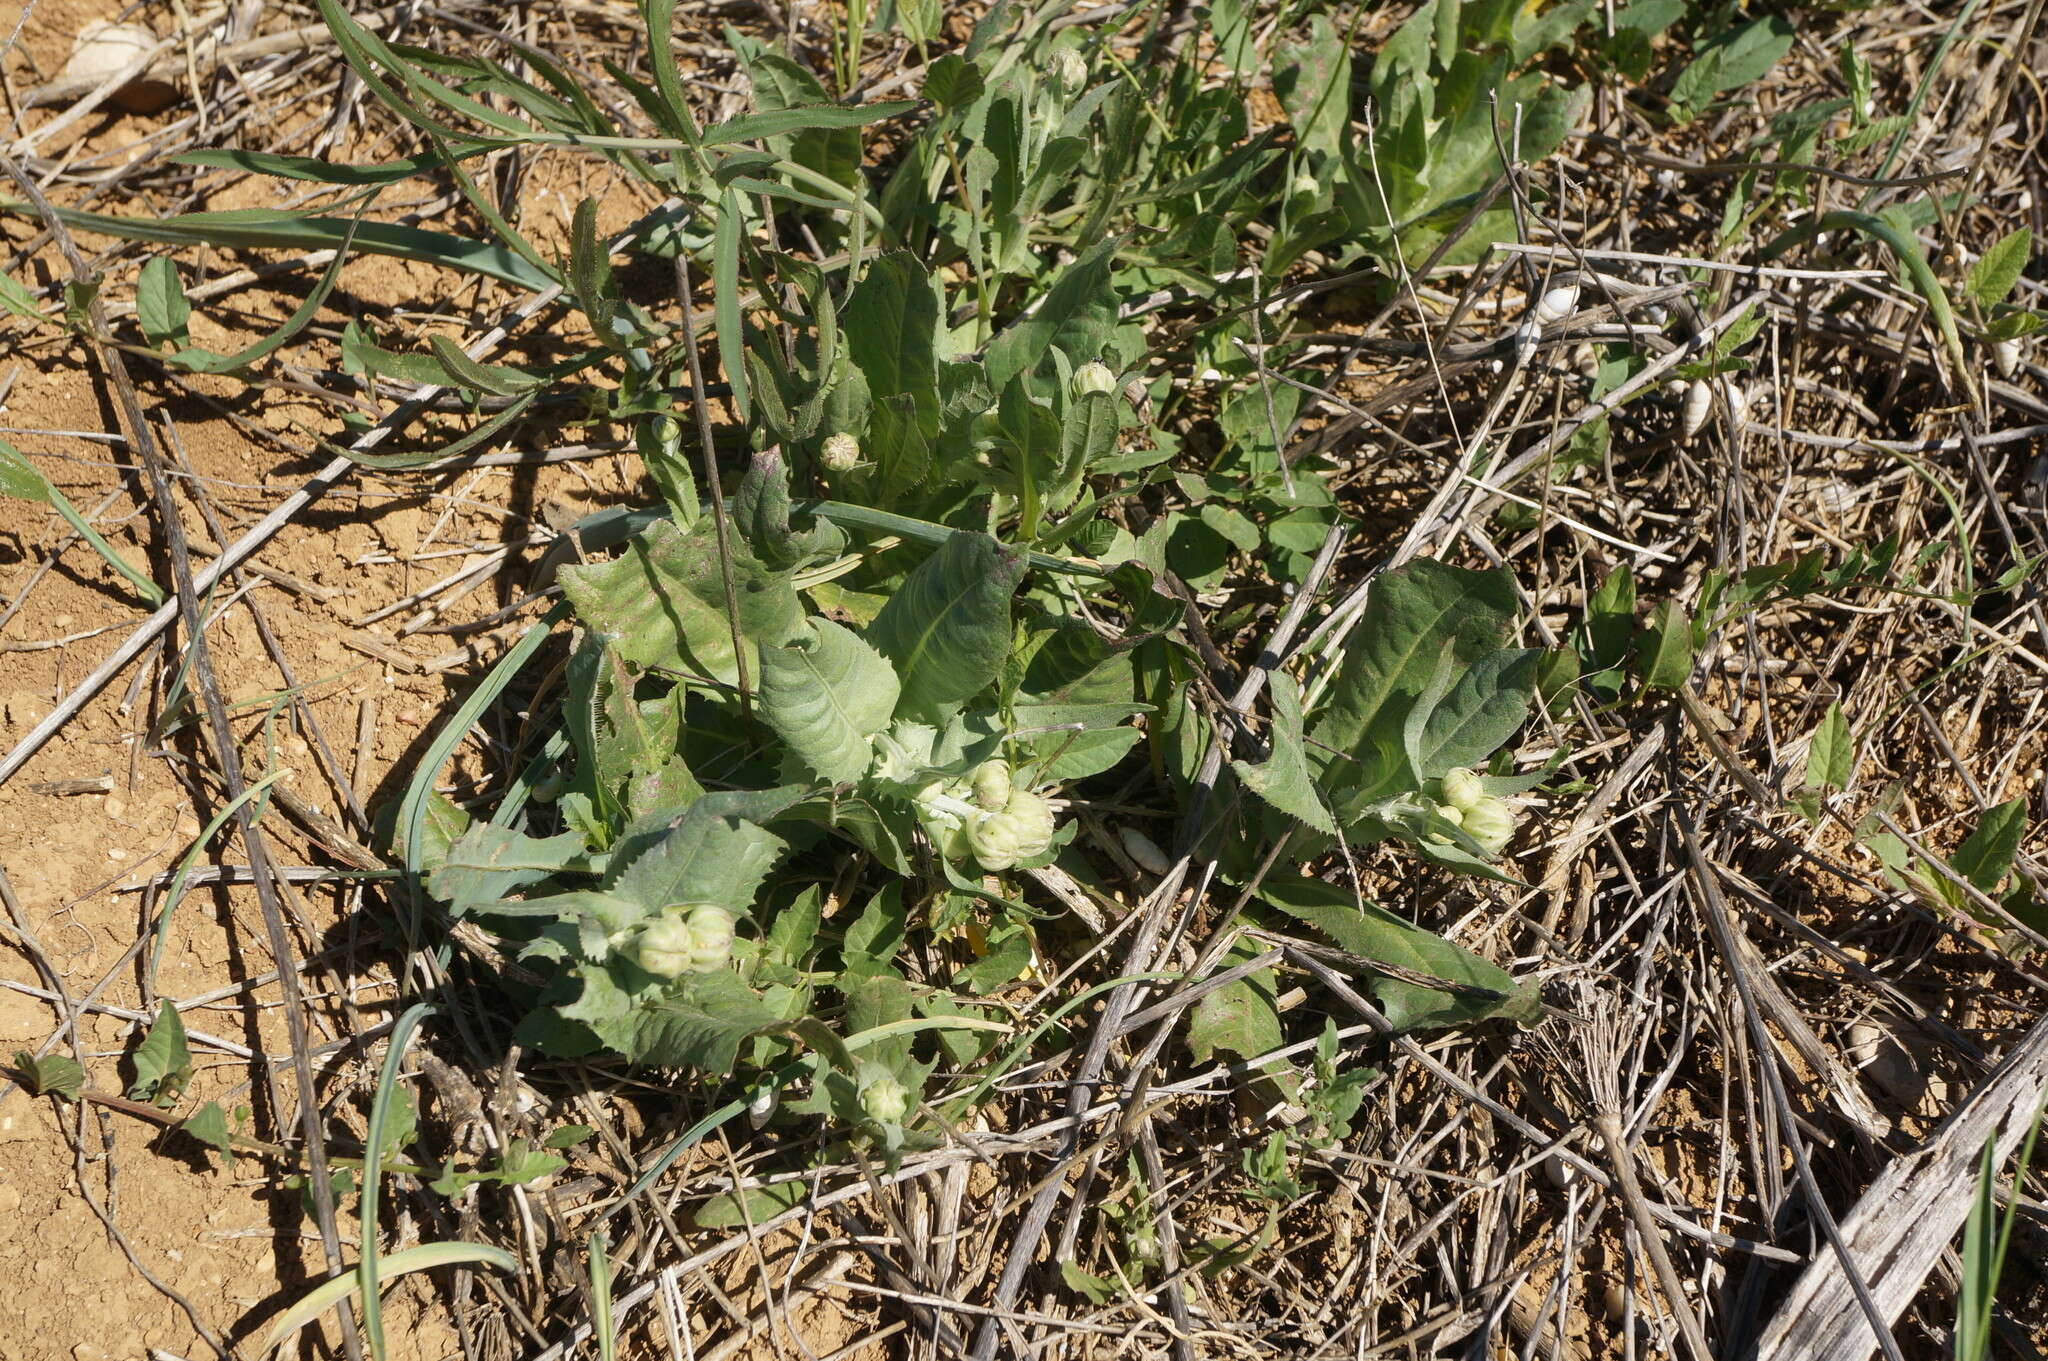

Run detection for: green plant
[[0, 438, 164, 605], [1956, 1097, 2046, 1361], [3, 0, 1596, 1217]]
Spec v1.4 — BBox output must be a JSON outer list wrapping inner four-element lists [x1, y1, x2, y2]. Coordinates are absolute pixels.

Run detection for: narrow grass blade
[[0, 438, 164, 604], [359, 1003, 435, 1361], [262, 1241, 517, 1355]]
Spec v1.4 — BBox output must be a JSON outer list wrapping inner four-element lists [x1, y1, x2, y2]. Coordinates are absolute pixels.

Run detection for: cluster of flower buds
[[632, 904, 737, 977], [913, 759, 1057, 871], [1434, 768, 1517, 857]]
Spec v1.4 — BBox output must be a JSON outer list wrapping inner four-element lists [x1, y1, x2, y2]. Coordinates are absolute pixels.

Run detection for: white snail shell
[[1680, 378, 1713, 439], [1533, 282, 1580, 327], [1721, 381, 1749, 430], [1118, 826, 1171, 876], [59, 22, 178, 113], [1995, 338, 2022, 379]]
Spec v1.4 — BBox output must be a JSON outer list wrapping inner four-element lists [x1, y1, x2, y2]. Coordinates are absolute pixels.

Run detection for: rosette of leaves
[[416, 453, 1164, 1111], [1172, 560, 1550, 1074]]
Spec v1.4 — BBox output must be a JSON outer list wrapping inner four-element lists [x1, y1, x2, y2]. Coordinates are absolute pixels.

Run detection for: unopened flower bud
[[1048, 47, 1087, 97], [1072, 361, 1117, 397], [1460, 798, 1517, 857], [821, 432, 860, 471], [861, 1076, 910, 1124], [1438, 768, 1485, 811], [966, 788, 1056, 870], [971, 759, 1012, 813]]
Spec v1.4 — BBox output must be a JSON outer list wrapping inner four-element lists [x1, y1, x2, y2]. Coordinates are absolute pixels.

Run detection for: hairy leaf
[[1259, 877, 1540, 1029], [1233, 673, 1336, 833], [1186, 941, 1284, 1067], [559, 516, 805, 687], [1310, 560, 1517, 805], [607, 791, 793, 915], [866, 533, 1026, 721], [759, 618, 900, 785], [429, 826, 586, 914]]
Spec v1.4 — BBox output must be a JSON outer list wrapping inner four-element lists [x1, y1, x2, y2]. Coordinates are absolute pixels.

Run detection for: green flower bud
[[1072, 360, 1117, 397], [1048, 47, 1088, 97], [971, 759, 1012, 812], [633, 905, 736, 977], [1438, 768, 1485, 812], [966, 788, 1056, 870], [861, 1075, 910, 1124], [913, 779, 975, 859], [1436, 803, 1464, 827], [634, 917, 698, 978], [682, 904, 736, 971], [1459, 798, 1517, 857], [821, 432, 861, 471]]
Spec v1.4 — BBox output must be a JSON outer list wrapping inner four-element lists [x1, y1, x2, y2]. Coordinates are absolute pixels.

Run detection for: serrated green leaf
[[865, 533, 1026, 721], [923, 53, 986, 111], [764, 888, 822, 967], [558, 515, 806, 689], [1258, 877, 1540, 1029], [1186, 941, 1284, 1066], [13, 1050, 84, 1100], [607, 789, 795, 916], [758, 618, 900, 785], [612, 970, 783, 1070], [1953, 797, 2026, 894], [428, 825, 585, 914], [1967, 228, 2031, 311], [842, 885, 908, 972], [128, 1001, 193, 1107], [136, 257, 189, 349], [1804, 701, 1854, 790], [1232, 673, 1336, 833]]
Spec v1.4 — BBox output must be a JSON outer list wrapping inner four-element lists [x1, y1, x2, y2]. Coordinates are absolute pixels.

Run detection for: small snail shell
[[1680, 378, 1713, 439], [1533, 281, 1580, 327], [1118, 826, 1170, 876], [59, 22, 178, 114], [1995, 338, 2022, 380]]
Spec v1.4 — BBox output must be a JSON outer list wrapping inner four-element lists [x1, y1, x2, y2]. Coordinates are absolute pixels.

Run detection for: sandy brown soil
[[0, 8, 652, 1356]]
